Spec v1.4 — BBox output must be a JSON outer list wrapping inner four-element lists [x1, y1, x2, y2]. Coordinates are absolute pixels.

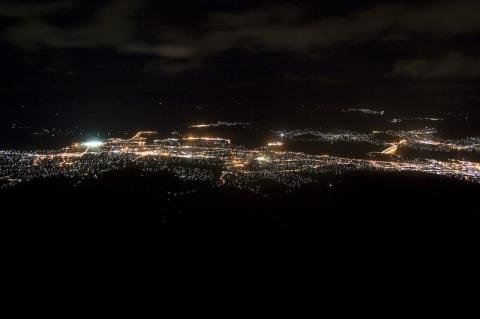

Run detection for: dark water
[[2, 106, 480, 151]]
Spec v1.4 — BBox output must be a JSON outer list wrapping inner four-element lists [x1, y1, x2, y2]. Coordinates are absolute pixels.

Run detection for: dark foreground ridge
[[3, 168, 479, 241]]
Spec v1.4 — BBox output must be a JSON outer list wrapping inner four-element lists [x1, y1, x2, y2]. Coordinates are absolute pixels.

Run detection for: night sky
[[1, 0, 480, 128]]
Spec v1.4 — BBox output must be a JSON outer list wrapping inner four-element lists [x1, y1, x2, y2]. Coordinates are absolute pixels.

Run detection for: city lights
[[267, 142, 283, 147], [1, 128, 479, 192], [81, 140, 104, 148]]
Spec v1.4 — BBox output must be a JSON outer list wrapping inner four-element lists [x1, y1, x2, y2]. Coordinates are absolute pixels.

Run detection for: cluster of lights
[[342, 108, 385, 116], [390, 117, 444, 123], [183, 137, 231, 143], [1, 130, 480, 192], [267, 142, 283, 147], [274, 129, 372, 143], [81, 140, 104, 148], [275, 128, 480, 155], [190, 121, 250, 128]]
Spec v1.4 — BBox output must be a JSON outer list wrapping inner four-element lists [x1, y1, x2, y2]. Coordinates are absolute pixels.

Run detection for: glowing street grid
[[1, 128, 480, 192]]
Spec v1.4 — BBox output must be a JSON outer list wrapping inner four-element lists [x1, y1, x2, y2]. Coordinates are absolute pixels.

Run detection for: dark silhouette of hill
[[2, 168, 479, 244]]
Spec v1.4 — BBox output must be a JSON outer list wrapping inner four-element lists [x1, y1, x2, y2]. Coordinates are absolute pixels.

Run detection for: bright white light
[[256, 156, 269, 162], [81, 140, 103, 148]]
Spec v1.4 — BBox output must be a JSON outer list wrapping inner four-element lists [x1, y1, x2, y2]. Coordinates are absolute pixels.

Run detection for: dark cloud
[[1, 0, 479, 74], [123, 43, 199, 59], [123, 0, 480, 62], [143, 58, 201, 74], [0, 0, 141, 49], [0, 1, 76, 18], [391, 52, 480, 79]]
